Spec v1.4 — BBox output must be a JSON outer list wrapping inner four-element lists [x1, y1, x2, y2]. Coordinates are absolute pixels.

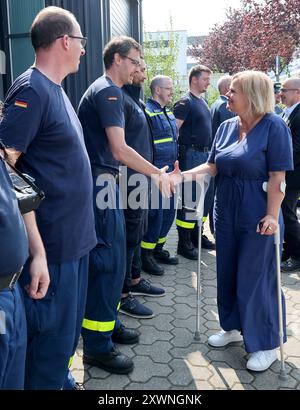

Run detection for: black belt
[[91, 166, 119, 181], [0, 269, 22, 291]]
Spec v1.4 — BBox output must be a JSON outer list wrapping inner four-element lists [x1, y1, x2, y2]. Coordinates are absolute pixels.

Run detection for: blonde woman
[[178, 71, 293, 372]]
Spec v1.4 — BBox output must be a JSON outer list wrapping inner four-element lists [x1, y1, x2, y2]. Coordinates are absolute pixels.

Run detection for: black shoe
[[112, 324, 139, 344], [177, 227, 198, 260], [73, 382, 85, 390], [83, 346, 134, 374], [154, 245, 179, 265], [201, 234, 216, 250], [141, 248, 164, 275], [281, 257, 300, 272]]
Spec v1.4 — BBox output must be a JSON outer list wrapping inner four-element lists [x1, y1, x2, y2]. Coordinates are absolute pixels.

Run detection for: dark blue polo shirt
[[0, 68, 96, 264], [173, 92, 212, 147], [122, 84, 153, 178], [0, 157, 28, 277], [78, 75, 125, 173]]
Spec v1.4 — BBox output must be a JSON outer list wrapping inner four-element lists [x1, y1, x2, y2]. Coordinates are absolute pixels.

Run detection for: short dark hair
[[188, 64, 212, 85], [103, 36, 141, 69], [31, 6, 76, 51]]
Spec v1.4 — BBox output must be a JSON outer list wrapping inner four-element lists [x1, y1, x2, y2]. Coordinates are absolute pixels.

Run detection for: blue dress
[[208, 113, 293, 353]]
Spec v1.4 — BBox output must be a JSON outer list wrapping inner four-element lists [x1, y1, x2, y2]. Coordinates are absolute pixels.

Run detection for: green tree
[[143, 24, 182, 105]]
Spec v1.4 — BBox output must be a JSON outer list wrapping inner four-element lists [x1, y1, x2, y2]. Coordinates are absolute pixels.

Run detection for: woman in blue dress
[[178, 71, 293, 372]]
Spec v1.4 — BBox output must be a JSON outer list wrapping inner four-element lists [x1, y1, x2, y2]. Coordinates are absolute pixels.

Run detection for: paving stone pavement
[[72, 223, 300, 390]]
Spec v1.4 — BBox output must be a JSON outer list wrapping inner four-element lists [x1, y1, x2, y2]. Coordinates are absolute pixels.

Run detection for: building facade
[[0, 0, 143, 106]]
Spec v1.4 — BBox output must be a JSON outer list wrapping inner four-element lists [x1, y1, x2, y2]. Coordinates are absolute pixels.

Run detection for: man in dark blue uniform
[[0, 145, 36, 389], [0, 7, 95, 389], [173, 65, 215, 260], [141, 75, 179, 275], [120, 59, 166, 319], [78, 37, 174, 374]]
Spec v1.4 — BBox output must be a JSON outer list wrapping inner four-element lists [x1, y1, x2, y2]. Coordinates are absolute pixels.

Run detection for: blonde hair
[[232, 70, 275, 116]]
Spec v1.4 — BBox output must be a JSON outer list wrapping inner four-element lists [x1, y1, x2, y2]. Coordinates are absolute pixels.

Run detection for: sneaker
[[130, 278, 165, 297], [208, 329, 243, 347], [246, 349, 277, 372], [281, 257, 300, 272], [119, 294, 154, 319], [112, 324, 139, 344]]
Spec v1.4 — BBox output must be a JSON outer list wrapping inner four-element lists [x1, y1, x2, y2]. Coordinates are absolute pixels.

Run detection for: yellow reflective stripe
[[141, 241, 156, 250], [117, 302, 121, 311], [145, 109, 164, 117], [176, 219, 195, 229], [82, 318, 115, 332], [68, 356, 74, 368], [202, 216, 207, 223], [167, 111, 174, 116], [154, 138, 173, 144], [157, 237, 166, 244]]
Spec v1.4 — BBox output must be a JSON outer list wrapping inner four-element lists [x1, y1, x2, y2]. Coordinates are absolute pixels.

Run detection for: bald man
[[280, 77, 300, 272], [211, 75, 235, 138]]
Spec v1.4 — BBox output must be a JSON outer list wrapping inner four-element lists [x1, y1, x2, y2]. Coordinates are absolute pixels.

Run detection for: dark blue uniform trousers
[[142, 191, 176, 249], [19, 255, 89, 389], [214, 179, 287, 353], [123, 205, 148, 293], [82, 177, 125, 355], [0, 284, 27, 389], [176, 148, 214, 228]]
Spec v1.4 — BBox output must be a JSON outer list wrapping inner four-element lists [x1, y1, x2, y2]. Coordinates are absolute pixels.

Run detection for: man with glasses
[[78, 36, 176, 374], [0, 7, 96, 389], [279, 78, 300, 272], [141, 75, 179, 276]]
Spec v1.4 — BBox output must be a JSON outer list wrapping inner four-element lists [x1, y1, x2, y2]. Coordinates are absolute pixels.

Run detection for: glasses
[[280, 88, 299, 93], [123, 56, 140, 66], [57, 35, 87, 48], [160, 87, 173, 91]]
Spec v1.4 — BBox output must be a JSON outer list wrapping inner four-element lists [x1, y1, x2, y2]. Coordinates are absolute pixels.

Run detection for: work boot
[[177, 226, 198, 260], [191, 224, 216, 250], [153, 243, 179, 265], [112, 324, 139, 344], [141, 248, 164, 276], [83, 346, 134, 374]]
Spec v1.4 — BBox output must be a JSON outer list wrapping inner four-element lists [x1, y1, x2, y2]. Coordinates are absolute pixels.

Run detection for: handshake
[[151, 160, 183, 198]]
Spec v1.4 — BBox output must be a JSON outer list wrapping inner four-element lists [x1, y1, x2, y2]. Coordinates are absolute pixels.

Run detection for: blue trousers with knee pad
[[82, 177, 126, 355]]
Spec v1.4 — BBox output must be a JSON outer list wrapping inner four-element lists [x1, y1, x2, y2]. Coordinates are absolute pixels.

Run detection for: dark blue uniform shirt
[[0, 68, 96, 264], [78, 75, 125, 174], [123, 84, 153, 178], [0, 157, 28, 277], [173, 92, 212, 148]]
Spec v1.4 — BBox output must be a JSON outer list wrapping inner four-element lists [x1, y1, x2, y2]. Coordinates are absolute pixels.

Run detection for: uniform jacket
[[145, 98, 177, 168]]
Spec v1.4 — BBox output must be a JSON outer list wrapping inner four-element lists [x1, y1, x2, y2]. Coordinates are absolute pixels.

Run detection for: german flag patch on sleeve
[[14, 100, 28, 109]]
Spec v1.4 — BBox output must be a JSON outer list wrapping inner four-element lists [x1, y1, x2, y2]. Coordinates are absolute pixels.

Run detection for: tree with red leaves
[[189, 0, 300, 74]]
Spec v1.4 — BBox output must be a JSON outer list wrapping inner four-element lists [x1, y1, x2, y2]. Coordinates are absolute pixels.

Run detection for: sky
[[143, 0, 243, 36]]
